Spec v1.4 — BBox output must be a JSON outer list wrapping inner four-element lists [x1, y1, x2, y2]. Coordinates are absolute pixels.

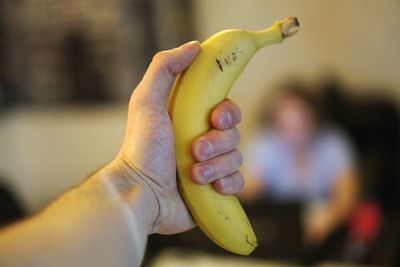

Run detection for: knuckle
[[152, 51, 168, 64], [223, 151, 241, 174], [213, 156, 229, 176], [211, 149, 242, 178], [211, 128, 240, 154], [230, 128, 240, 145], [228, 155, 236, 171], [224, 173, 243, 195], [205, 130, 217, 143], [208, 130, 225, 154], [218, 178, 230, 194], [234, 172, 245, 193], [213, 179, 224, 193], [233, 150, 243, 166], [214, 131, 229, 152], [224, 178, 233, 193], [214, 173, 244, 195]]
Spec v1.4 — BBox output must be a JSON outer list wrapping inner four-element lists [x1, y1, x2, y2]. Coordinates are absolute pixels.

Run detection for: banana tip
[[280, 16, 300, 39], [293, 17, 300, 27]]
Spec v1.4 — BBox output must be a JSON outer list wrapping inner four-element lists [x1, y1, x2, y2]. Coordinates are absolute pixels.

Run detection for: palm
[[121, 94, 194, 234]]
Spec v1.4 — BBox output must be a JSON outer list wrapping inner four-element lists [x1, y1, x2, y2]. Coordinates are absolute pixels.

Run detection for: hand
[[303, 210, 333, 246], [105, 41, 244, 235]]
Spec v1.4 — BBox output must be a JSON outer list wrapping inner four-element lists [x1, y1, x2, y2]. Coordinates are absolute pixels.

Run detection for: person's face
[[271, 94, 316, 147]]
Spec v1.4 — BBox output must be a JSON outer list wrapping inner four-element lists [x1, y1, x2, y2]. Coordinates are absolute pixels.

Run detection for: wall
[[0, 0, 399, 212], [192, 0, 400, 138], [0, 105, 126, 212]]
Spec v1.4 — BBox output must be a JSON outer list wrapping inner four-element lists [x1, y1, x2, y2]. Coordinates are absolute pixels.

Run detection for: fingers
[[191, 152, 245, 195], [210, 99, 242, 130], [212, 172, 244, 195], [192, 128, 240, 162], [134, 41, 201, 106], [190, 99, 243, 195], [191, 150, 243, 184]]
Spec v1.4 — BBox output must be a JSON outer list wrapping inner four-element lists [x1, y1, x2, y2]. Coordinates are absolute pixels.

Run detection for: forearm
[[240, 168, 264, 203], [326, 171, 359, 229], [0, 165, 155, 267]]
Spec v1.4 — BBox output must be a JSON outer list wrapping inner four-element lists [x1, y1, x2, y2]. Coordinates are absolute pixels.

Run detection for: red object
[[348, 201, 382, 243]]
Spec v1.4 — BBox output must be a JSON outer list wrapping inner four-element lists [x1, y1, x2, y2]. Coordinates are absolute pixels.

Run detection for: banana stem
[[280, 16, 300, 39], [252, 16, 300, 48]]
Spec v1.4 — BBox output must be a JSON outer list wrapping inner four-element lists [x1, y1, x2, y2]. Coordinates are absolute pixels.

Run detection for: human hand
[[105, 41, 244, 235], [303, 210, 333, 246]]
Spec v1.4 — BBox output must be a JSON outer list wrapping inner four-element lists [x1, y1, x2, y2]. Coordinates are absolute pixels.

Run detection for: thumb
[[135, 41, 201, 106]]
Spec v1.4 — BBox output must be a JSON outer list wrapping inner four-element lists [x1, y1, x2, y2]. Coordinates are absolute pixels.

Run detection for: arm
[[0, 41, 245, 267], [240, 167, 265, 203], [239, 137, 270, 203], [0, 168, 153, 267], [325, 169, 359, 231], [304, 168, 359, 245]]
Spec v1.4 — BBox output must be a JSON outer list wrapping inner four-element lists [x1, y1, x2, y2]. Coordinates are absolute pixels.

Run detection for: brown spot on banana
[[216, 59, 223, 72]]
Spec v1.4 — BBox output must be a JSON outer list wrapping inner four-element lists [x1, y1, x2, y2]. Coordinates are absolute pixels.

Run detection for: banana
[[168, 17, 300, 255]]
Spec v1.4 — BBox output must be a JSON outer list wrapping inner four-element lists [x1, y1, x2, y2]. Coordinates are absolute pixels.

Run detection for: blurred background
[[0, 0, 399, 266]]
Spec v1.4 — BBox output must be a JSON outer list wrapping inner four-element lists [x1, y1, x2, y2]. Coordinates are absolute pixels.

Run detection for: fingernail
[[198, 165, 214, 182], [220, 110, 233, 128], [197, 140, 213, 159], [179, 40, 199, 49]]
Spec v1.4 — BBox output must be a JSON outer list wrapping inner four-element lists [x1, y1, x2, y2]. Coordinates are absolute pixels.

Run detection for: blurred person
[[0, 42, 245, 266], [241, 82, 359, 246]]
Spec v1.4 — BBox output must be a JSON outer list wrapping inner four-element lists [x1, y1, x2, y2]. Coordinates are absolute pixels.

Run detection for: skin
[[304, 168, 358, 246], [0, 41, 245, 266], [241, 93, 359, 246]]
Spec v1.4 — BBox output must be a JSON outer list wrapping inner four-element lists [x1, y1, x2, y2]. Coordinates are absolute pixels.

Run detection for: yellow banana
[[168, 17, 300, 255]]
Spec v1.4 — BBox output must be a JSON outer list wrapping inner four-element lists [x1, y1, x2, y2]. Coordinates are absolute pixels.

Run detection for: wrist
[[93, 160, 160, 234]]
